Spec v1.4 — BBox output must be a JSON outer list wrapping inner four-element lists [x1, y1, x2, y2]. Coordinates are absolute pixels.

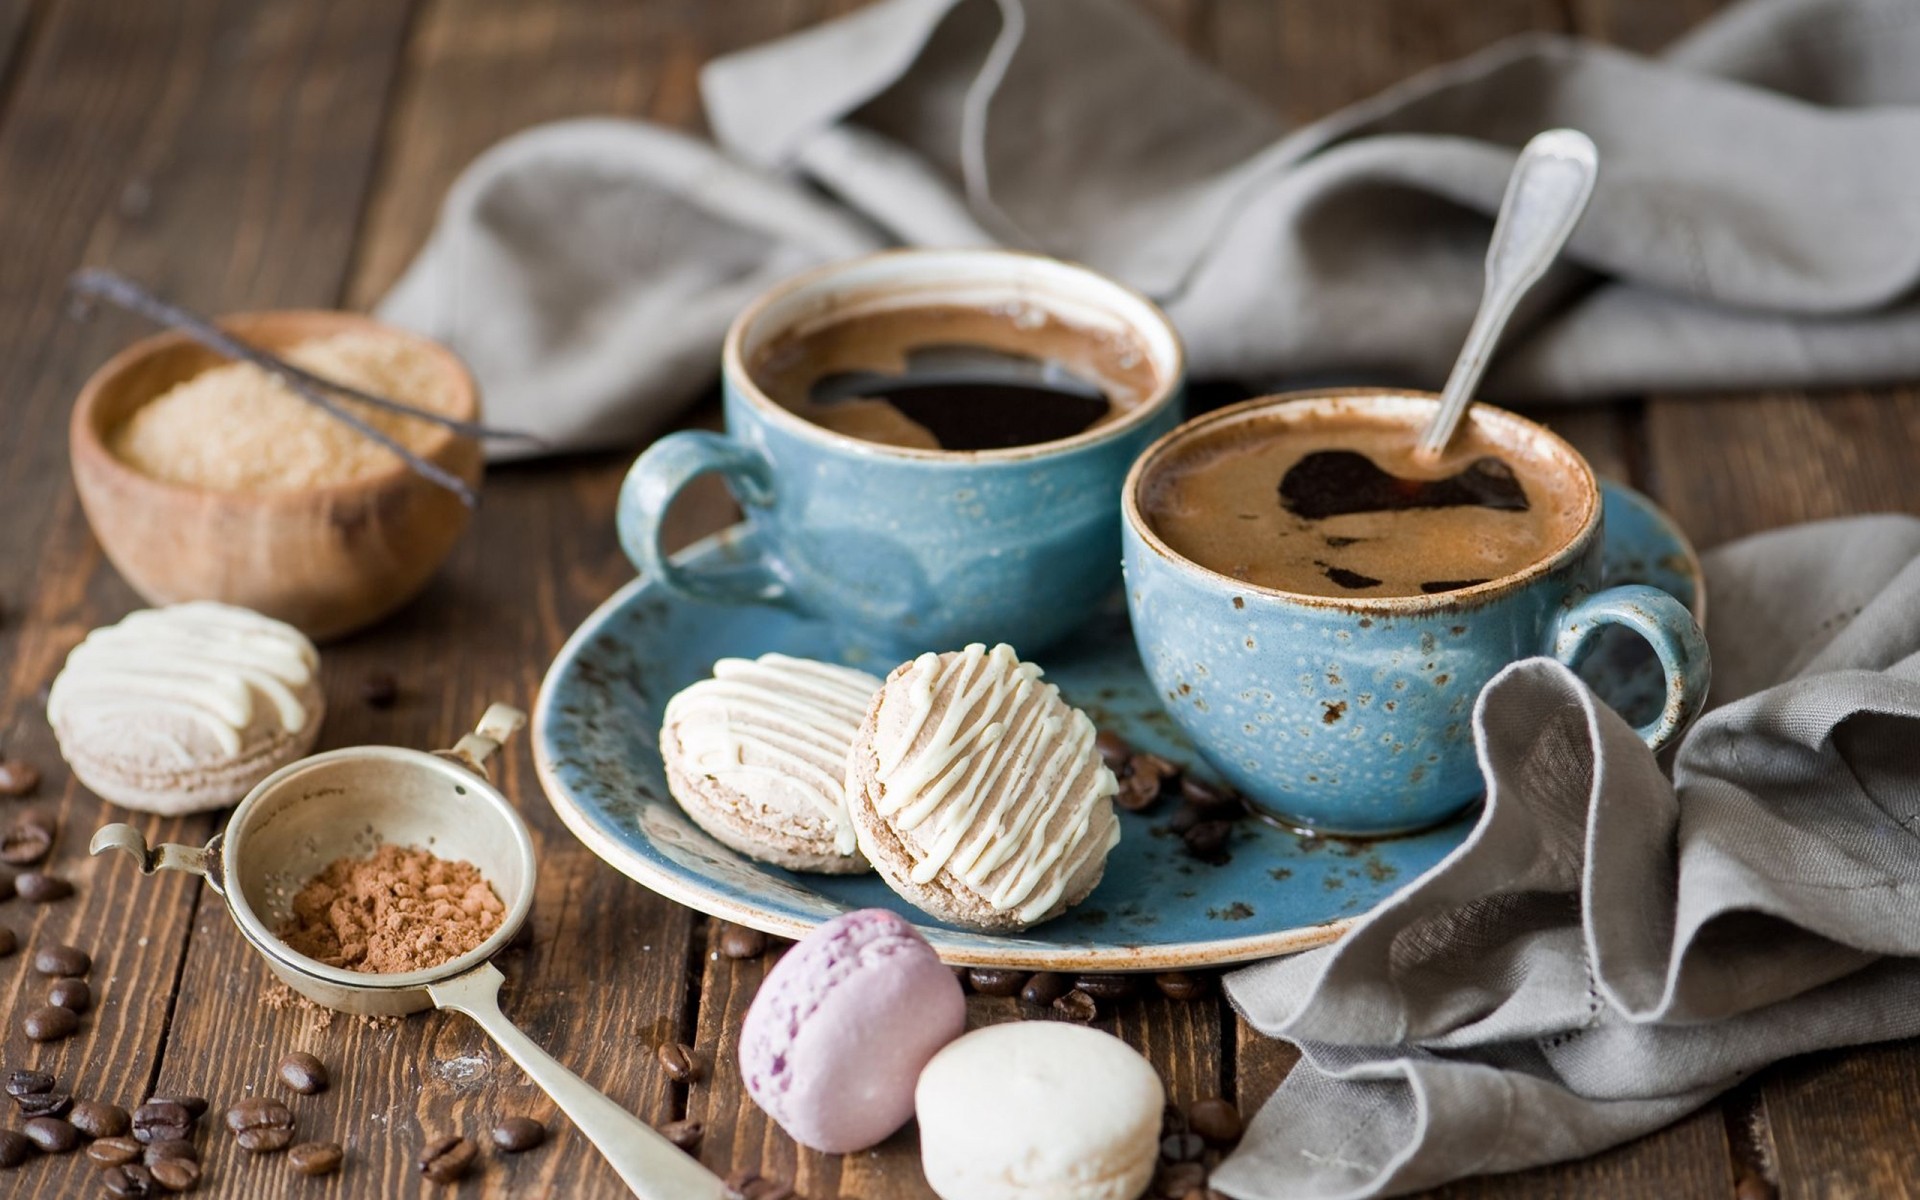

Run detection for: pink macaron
[[739, 908, 966, 1153]]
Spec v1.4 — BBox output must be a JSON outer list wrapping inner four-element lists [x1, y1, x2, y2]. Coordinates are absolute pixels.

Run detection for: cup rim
[[221, 744, 537, 994], [720, 247, 1185, 465], [1122, 388, 1602, 611]]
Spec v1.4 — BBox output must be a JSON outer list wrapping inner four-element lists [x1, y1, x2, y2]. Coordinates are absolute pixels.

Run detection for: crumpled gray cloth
[[381, 0, 1920, 456], [1215, 514, 1920, 1199]]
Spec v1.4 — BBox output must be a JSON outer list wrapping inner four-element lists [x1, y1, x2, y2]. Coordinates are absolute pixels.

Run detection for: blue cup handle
[[1547, 583, 1712, 752], [617, 431, 790, 607]]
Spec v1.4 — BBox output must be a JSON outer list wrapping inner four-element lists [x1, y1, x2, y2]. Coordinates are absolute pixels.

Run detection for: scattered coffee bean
[[492, 1115, 546, 1153], [14, 1090, 71, 1118], [1115, 769, 1163, 812], [1181, 819, 1233, 864], [1073, 974, 1136, 1002], [23, 1003, 78, 1041], [1153, 971, 1209, 1001], [1021, 971, 1071, 1007], [361, 670, 399, 709], [656, 1041, 701, 1083], [226, 1097, 294, 1152], [16, 872, 72, 902], [6, 1069, 53, 1097], [277, 1050, 329, 1095], [966, 967, 1026, 997], [1161, 1103, 1188, 1135], [0, 1128, 28, 1168], [0, 873, 12, 901], [1052, 988, 1098, 1023], [0, 815, 53, 865], [717, 922, 769, 959], [33, 942, 90, 977], [135, 1101, 195, 1144], [70, 1101, 131, 1139], [48, 977, 91, 1014], [23, 1116, 79, 1153], [143, 1138, 197, 1165], [149, 1155, 201, 1191], [148, 1095, 208, 1120], [1168, 803, 1206, 836], [1734, 1175, 1778, 1200], [0, 758, 39, 797], [102, 1163, 158, 1198], [1161, 1130, 1205, 1163], [1188, 1097, 1243, 1146], [660, 1118, 704, 1151], [1179, 776, 1245, 819], [289, 1140, 344, 1177], [88, 1136, 144, 1167], [418, 1134, 476, 1184], [725, 1168, 795, 1200], [1155, 1161, 1208, 1198], [0, 925, 14, 958], [1095, 730, 1135, 770]]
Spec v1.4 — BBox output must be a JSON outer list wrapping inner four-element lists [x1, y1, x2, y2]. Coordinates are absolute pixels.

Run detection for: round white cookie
[[846, 642, 1120, 932], [917, 1023, 1164, 1200], [661, 653, 881, 874], [49, 602, 324, 815]]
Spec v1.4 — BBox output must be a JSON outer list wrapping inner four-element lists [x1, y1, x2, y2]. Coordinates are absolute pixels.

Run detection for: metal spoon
[[1413, 128, 1599, 462]]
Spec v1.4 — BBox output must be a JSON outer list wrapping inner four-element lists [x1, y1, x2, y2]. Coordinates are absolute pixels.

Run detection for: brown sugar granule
[[279, 844, 505, 975]]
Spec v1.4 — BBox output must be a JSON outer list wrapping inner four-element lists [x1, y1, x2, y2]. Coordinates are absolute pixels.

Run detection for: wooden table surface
[[1, 0, 1915, 1196]]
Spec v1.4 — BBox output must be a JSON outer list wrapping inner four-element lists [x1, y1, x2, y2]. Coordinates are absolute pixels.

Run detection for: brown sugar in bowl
[[70, 310, 482, 642]]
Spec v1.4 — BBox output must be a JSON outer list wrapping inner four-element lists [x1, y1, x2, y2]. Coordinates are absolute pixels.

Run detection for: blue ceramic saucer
[[532, 482, 1701, 970]]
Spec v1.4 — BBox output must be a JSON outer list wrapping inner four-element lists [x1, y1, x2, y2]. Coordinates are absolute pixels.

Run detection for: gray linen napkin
[[1213, 514, 1920, 1199], [382, 0, 1920, 456]]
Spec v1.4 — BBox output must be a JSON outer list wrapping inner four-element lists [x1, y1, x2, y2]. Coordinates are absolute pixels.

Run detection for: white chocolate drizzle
[[48, 602, 318, 764], [868, 643, 1119, 922], [666, 654, 882, 856]]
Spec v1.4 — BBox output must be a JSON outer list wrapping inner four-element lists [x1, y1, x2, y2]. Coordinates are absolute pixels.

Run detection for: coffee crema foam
[[1140, 409, 1591, 598], [749, 303, 1159, 452]]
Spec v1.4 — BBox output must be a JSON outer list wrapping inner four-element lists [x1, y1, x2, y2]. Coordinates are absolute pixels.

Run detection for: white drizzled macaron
[[660, 653, 882, 874], [49, 601, 324, 814]]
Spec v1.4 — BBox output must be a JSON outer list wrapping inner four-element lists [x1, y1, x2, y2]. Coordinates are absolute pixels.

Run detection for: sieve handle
[[429, 963, 726, 1200], [90, 825, 225, 895], [436, 703, 527, 780]]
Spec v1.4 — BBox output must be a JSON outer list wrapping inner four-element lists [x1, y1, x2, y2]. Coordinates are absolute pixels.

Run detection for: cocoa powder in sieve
[[278, 844, 505, 975]]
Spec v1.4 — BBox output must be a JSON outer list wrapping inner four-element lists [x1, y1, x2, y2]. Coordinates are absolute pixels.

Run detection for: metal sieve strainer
[[91, 703, 723, 1200]]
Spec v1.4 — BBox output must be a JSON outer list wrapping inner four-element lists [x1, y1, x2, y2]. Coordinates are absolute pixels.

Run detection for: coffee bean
[[0, 1128, 28, 1168], [1181, 819, 1233, 864], [0, 925, 15, 958], [225, 1097, 294, 1152], [656, 1042, 701, 1083], [69, 1100, 130, 1139], [16, 872, 72, 902], [135, 1101, 194, 1144], [1073, 974, 1136, 1002], [13, 1090, 70, 1118], [966, 967, 1026, 997], [102, 1164, 158, 1198], [0, 873, 13, 900], [23, 1003, 78, 1041], [491, 1115, 546, 1153], [5, 1069, 53, 1096], [725, 1168, 795, 1200], [1115, 769, 1163, 812], [89, 1136, 144, 1167], [48, 977, 91, 1014], [149, 1156, 201, 1191], [143, 1138, 197, 1164], [717, 922, 769, 959], [418, 1134, 476, 1184], [277, 1050, 329, 1095], [1155, 1161, 1207, 1198], [289, 1141, 343, 1177], [1154, 971, 1209, 1001], [1095, 730, 1135, 770], [148, 1095, 208, 1120], [1161, 1131, 1205, 1163], [660, 1118, 703, 1151], [33, 942, 90, 977], [24, 1116, 79, 1153], [361, 670, 399, 709], [1734, 1175, 1777, 1200], [1052, 988, 1098, 1023], [1167, 803, 1205, 836], [0, 815, 53, 865], [0, 759, 39, 797], [1021, 971, 1071, 1007], [1161, 1103, 1188, 1135], [1179, 776, 1245, 820], [1187, 1097, 1243, 1146]]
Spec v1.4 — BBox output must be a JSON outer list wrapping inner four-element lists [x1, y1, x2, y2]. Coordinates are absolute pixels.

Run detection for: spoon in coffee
[[1413, 128, 1599, 463]]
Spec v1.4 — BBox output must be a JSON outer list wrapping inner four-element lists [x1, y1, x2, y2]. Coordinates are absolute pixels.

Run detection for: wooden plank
[[1760, 1046, 1920, 1200], [0, 0, 42, 104], [1565, 0, 1729, 55]]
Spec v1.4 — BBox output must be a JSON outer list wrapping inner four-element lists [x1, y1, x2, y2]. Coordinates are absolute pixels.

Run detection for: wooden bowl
[[71, 310, 483, 641]]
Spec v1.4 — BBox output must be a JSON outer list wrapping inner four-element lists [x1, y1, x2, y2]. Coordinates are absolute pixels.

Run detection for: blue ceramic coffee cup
[[618, 250, 1184, 658], [1121, 391, 1710, 835]]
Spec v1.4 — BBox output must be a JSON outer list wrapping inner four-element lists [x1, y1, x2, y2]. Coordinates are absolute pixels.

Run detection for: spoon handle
[[1415, 128, 1599, 461], [431, 963, 728, 1200]]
